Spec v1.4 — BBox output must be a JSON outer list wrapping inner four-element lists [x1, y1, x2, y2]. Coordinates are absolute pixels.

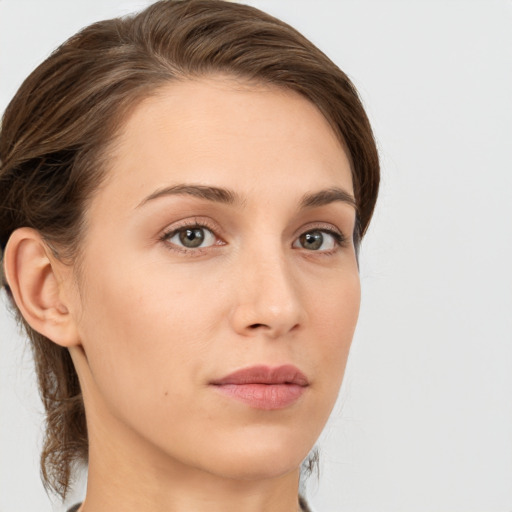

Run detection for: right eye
[[165, 226, 217, 249]]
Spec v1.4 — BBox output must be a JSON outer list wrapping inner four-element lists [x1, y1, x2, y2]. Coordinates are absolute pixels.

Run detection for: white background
[[1, 1, 511, 511]]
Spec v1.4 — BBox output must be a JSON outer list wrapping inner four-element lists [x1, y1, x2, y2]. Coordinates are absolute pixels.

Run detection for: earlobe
[[4, 228, 80, 347]]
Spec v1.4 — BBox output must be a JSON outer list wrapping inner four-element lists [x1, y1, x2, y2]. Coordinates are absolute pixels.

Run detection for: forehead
[[95, 76, 353, 211]]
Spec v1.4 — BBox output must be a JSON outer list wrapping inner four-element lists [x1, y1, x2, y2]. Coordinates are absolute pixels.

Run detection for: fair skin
[[5, 77, 360, 512]]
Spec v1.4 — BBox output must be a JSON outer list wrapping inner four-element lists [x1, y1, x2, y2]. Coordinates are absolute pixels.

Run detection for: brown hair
[[0, 0, 379, 499]]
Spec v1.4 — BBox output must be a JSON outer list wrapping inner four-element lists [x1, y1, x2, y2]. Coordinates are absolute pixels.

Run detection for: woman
[[0, 1, 379, 511]]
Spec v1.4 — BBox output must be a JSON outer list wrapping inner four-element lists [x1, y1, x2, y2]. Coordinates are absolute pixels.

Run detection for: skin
[[6, 77, 360, 512]]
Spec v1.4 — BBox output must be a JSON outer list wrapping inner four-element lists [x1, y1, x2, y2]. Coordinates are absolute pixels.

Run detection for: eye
[[165, 226, 217, 249], [293, 229, 341, 251]]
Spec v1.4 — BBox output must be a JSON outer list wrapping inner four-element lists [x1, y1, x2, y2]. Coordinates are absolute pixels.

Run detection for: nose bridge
[[231, 237, 304, 337]]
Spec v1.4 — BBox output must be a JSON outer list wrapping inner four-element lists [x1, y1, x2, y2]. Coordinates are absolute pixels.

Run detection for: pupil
[[301, 231, 323, 250], [179, 228, 204, 248]]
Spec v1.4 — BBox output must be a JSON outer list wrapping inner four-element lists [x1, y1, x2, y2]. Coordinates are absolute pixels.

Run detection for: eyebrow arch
[[299, 187, 357, 210], [137, 184, 241, 208]]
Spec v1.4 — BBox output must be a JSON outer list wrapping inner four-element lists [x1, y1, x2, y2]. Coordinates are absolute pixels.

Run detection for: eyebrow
[[137, 184, 241, 208], [137, 183, 356, 211], [299, 187, 357, 210]]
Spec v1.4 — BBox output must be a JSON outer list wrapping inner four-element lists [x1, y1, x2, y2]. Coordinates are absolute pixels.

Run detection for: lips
[[210, 365, 309, 410]]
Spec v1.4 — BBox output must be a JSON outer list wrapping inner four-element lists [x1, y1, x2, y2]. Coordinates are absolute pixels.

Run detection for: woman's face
[[67, 77, 360, 480]]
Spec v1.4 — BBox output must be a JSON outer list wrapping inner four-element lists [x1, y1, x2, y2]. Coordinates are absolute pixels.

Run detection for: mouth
[[209, 364, 309, 410]]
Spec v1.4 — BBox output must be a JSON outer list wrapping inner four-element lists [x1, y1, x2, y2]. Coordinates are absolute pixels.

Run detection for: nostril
[[249, 323, 266, 330]]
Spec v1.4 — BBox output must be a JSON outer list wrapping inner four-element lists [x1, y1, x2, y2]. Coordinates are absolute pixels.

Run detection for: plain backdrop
[[1, 1, 511, 511]]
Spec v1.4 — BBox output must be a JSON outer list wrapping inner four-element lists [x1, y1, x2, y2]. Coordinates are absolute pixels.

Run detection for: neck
[[80, 403, 303, 512]]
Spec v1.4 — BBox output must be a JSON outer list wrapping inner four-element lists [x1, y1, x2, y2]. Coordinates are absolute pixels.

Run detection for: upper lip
[[210, 364, 309, 386]]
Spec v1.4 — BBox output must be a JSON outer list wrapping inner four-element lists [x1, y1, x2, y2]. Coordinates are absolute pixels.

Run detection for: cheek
[[74, 257, 225, 416], [313, 268, 360, 336], [308, 271, 360, 391]]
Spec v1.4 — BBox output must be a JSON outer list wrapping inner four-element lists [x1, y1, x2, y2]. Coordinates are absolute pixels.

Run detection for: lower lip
[[211, 383, 306, 410]]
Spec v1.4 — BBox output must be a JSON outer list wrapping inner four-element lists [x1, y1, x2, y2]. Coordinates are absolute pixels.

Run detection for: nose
[[229, 248, 305, 339]]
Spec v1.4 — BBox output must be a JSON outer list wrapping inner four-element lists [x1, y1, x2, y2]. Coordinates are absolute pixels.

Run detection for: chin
[[214, 455, 303, 482], [194, 435, 312, 481]]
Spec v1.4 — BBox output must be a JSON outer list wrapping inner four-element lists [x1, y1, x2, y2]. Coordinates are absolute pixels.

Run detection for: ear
[[3, 227, 80, 347]]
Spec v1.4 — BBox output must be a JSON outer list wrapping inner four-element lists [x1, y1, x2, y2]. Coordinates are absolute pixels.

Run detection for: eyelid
[[291, 223, 349, 256], [159, 217, 226, 253], [294, 222, 347, 243], [158, 218, 349, 256]]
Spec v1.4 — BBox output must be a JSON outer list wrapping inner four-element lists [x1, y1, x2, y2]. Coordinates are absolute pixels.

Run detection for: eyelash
[[160, 218, 223, 256], [304, 228, 347, 252], [159, 220, 348, 256]]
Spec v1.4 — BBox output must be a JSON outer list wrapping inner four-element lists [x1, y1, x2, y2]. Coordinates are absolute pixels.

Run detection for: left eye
[[166, 226, 217, 248], [293, 230, 339, 251]]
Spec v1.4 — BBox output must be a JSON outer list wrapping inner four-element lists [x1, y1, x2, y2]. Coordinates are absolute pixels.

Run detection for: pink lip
[[210, 365, 309, 410]]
